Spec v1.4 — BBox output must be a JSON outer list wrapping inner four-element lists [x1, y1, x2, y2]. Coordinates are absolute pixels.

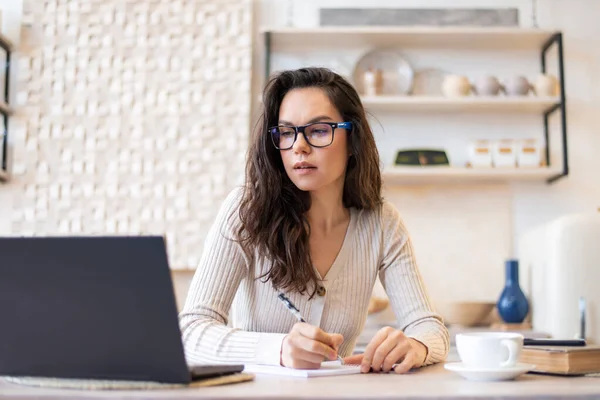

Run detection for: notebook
[[519, 344, 600, 375], [243, 361, 362, 377]]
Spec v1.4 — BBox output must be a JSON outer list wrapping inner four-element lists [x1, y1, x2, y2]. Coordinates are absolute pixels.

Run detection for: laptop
[[0, 236, 244, 384]]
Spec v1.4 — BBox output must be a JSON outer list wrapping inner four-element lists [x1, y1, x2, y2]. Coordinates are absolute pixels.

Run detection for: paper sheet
[[243, 361, 362, 378]]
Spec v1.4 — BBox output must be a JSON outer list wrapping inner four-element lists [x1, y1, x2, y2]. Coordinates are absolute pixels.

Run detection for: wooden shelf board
[[261, 26, 558, 49], [382, 166, 562, 184], [361, 96, 560, 113]]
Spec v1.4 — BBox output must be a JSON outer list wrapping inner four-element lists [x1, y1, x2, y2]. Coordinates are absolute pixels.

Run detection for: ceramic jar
[[533, 74, 559, 96], [504, 76, 532, 96], [472, 76, 503, 96], [442, 75, 471, 97]]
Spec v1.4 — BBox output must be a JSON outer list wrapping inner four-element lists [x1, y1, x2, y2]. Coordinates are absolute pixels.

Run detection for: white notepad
[[243, 361, 362, 377]]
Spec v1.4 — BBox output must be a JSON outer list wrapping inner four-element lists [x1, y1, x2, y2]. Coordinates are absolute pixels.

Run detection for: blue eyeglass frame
[[268, 121, 353, 150]]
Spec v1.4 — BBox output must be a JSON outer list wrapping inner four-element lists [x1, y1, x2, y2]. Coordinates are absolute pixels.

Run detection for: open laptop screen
[[0, 236, 192, 383]]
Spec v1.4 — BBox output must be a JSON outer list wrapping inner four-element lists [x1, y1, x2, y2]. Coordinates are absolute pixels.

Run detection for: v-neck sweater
[[179, 187, 449, 367]]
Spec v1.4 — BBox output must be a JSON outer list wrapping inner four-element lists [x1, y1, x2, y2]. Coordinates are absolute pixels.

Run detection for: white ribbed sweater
[[179, 188, 449, 367]]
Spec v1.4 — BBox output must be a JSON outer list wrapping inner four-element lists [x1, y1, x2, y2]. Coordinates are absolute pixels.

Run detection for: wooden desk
[[1, 362, 599, 400]]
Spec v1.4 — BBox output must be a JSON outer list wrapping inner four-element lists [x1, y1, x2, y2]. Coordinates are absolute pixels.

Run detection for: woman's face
[[277, 87, 350, 194]]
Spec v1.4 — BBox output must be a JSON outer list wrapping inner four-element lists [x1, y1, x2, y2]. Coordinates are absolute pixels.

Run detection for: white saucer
[[444, 362, 536, 382]]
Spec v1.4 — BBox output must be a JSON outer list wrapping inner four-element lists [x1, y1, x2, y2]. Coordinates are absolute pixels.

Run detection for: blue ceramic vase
[[497, 259, 529, 323]]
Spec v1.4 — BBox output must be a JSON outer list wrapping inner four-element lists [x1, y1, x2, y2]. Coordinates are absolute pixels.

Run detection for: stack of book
[[520, 344, 600, 375]]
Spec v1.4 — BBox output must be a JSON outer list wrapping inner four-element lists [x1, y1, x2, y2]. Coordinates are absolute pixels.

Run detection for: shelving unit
[[261, 26, 568, 185], [0, 32, 13, 183]]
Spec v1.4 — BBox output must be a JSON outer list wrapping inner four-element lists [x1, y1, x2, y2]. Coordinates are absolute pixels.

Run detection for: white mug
[[456, 332, 524, 369]]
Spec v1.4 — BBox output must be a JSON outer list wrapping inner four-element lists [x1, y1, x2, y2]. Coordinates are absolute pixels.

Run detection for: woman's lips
[[294, 167, 317, 175], [293, 162, 317, 175]]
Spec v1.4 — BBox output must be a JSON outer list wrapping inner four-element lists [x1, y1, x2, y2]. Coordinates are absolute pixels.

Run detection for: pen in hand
[[277, 293, 306, 322], [277, 293, 344, 365]]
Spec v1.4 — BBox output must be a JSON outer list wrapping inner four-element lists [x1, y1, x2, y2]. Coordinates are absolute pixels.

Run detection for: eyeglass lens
[[273, 123, 333, 149]]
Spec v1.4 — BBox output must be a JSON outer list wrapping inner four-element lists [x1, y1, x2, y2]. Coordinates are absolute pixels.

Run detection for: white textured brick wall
[[11, 0, 252, 269]]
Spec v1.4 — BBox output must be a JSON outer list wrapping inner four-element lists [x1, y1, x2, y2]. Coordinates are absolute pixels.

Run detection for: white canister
[[468, 140, 493, 168], [516, 139, 542, 168], [492, 139, 517, 168]]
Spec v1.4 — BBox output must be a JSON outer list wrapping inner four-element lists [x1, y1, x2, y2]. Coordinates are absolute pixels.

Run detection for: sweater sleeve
[[377, 201, 450, 366], [178, 188, 286, 366]]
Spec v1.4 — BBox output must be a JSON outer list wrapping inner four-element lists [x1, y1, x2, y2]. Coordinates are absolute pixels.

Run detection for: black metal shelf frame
[[0, 33, 12, 181], [542, 32, 568, 183], [263, 30, 568, 185]]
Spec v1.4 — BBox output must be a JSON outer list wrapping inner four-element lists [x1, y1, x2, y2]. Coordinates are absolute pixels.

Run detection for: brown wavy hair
[[236, 67, 382, 296]]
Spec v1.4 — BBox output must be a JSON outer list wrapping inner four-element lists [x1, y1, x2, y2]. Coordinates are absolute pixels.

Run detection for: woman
[[179, 67, 449, 374]]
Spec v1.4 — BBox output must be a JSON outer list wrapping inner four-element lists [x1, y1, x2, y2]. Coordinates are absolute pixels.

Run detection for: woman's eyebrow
[[278, 115, 334, 125]]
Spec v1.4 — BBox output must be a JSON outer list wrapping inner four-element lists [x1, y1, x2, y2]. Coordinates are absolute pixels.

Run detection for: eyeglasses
[[268, 122, 352, 150]]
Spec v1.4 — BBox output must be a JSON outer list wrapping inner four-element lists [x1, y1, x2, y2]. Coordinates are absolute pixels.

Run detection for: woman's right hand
[[280, 322, 344, 369]]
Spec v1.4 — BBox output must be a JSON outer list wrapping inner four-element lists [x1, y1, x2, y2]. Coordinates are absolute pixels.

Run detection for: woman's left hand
[[343, 327, 428, 374]]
